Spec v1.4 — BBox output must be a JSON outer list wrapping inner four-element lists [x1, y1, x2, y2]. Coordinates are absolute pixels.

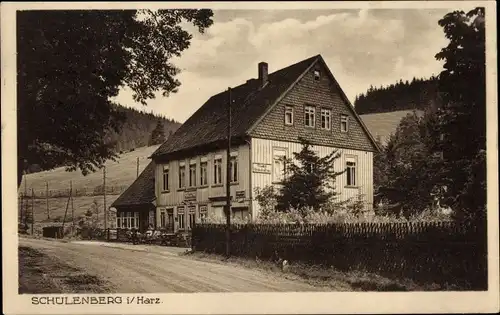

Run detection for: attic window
[[340, 114, 349, 132], [314, 70, 320, 81]]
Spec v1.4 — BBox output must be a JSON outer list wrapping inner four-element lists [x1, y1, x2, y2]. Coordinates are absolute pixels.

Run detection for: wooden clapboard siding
[[250, 137, 373, 218], [155, 143, 251, 209]]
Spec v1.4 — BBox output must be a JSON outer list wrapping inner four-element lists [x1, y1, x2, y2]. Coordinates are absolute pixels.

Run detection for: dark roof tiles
[[111, 161, 156, 207]]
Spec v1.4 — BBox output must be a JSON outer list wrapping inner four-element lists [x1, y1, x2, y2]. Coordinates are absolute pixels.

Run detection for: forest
[[354, 76, 441, 114], [105, 105, 180, 153]]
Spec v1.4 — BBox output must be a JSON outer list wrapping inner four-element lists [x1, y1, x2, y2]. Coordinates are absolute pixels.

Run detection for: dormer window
[[314, 70, 320, 81], [285, 106, 293, 125]]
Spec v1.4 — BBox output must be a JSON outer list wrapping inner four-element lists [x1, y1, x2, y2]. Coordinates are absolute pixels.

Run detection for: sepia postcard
[[2, 1, 499, 314]]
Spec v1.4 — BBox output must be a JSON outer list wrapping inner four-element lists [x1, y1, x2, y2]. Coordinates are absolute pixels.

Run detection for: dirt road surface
[[19, 238, 326, 293]]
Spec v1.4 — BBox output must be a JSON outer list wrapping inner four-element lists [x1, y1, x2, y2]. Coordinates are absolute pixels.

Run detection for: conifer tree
[[276, 138, 344, 213]]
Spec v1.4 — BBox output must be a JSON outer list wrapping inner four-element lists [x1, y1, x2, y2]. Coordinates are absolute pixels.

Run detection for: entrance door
[[166, 208, 174, 233]]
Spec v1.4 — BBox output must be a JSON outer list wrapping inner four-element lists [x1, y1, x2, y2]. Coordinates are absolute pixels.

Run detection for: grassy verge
[[18, 246, 113, 294], [181, 251, 454, 291]]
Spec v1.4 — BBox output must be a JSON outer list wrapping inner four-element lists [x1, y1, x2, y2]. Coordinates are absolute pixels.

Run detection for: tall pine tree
[[276, 138, 344, 213], [433, 7, 486, 222], [149, 119, 166, 146]]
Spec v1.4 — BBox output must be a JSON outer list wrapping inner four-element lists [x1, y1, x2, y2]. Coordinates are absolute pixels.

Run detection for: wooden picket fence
[[192, 221, 487, 289]]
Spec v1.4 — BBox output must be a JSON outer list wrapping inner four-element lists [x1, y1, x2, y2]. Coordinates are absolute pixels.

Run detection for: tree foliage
[[354, 76, 442, 115], [375, 110, 442, 217], [148, 119, 167, 146], [17, 9, 213, 186], [276, 138, 344, 213], [375, 7, 486, 222], [433, 7, 486, 222]]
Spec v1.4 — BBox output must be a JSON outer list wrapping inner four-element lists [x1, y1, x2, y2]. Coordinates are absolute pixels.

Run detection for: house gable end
[[249, 57, 378, 152]]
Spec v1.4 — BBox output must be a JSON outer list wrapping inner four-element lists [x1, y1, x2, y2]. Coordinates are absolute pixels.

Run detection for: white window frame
[[199, 205, 208, 223], [178, 164, 186, 188], [314, 69, 320, 81], [229, 156, 238, 183], [284, 106, 294, 125], [177, 206, 185, 230], [213, 157, 223, 185], [117, 211, 139, 229], [305, 106, 315, 128], [341, 114, 349, 132], [272, 148, 287, 183], [200, 161, 208, 186], [321, 108, 331, 130], [346, 156, 357, 187], [162, 166, 169, 191], [189, 162, 197, 187]]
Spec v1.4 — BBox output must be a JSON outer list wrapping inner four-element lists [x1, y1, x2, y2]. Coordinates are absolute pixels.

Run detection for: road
[[19, 238, 325, 293]]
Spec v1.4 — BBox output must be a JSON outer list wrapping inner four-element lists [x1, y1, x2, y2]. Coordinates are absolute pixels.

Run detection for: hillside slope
[[20, 145, 160, 196]]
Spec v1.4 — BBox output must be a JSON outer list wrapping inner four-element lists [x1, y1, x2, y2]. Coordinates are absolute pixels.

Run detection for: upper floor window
[[346, 157, 357, 187], [200, 161, 208, 186], [162, 166, 169, 191], [178, 164, 186, 188], [284, 106, 293, 125], [341, 114, 349, 132], [229, 156, 238, 183], [213, 157, 222, 185], [189, 162, 196, 187], [320, 108, 331, 130], [313, 69, 320, 81], [305, 106, 315, 128]]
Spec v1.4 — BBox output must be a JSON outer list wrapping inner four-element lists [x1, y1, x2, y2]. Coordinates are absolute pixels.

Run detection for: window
[[189, 162, 197, 187], [199, 205, 208, 223], [200, 161, 208, 186], [187, 206, 196, 230], [116, 212, 139, 229], [178, 164, 186, 188], [162, 166, 169, 191], [284, 106, 293, 125], [272, 148, 287, 183], [229, 156, 238, 183], [213, 157, 222, 185], [305, 106, 315, 128], [314, 69, 320, 81], [346, 157, 357, 187], [341, 114, 349, 132], [177, 207, 185, 230], [320, 108, 331, 130]]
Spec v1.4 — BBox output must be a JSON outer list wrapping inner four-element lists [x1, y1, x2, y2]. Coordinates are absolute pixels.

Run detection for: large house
[[113, 54, 379, 233]]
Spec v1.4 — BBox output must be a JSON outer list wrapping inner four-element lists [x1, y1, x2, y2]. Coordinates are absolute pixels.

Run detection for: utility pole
[[225, 87, 232, 257], [31, 188, 34, 235], [103, 166, 107, 230], [71, 180, 75, 233], [46, 181, 50, 219], [137, 157, 140, 178]]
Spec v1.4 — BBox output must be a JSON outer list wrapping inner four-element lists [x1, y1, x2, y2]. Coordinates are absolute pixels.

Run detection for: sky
[[113, 8, 455, 123]]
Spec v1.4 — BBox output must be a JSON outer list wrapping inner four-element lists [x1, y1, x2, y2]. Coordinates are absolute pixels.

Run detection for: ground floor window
[[116, 211, 139, 229], [199, 205, 208, 223], [177, 207, 185, 230]]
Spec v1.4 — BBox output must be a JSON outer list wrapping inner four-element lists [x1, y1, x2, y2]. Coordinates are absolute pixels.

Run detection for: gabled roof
[[152, 54, 379, 158], [111, 161, 156, 208]]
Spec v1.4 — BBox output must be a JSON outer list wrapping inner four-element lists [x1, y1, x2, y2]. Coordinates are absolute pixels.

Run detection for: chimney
[[258, 62, 268, 87]]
